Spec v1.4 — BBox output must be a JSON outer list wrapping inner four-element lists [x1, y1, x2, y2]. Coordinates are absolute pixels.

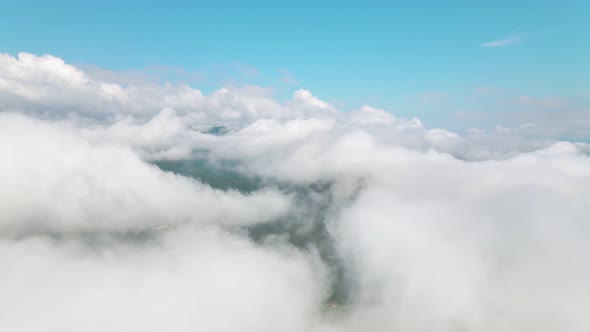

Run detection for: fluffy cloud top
[[1, 52, 589, 332]]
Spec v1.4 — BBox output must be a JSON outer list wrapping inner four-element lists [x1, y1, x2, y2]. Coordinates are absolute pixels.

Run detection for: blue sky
[[1, 0, 589, 130]]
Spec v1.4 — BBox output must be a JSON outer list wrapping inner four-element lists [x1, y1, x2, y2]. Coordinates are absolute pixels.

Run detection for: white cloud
[[0, 112, 292, 232], [291, 89, 337, 113], [1, 52, 590, 332], [0, 229, 326, 332], [348, 105, 396, 125], [466, 127, 486, 134]]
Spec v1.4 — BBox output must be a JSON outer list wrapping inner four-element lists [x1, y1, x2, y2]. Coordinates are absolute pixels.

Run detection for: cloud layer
[[1, 52, 589, 331]]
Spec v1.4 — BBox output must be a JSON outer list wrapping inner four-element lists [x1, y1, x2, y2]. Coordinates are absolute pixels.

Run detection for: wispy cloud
[[480, 34, 523, 48], [278, 68, 299, 85], [518, 95, 568, 108]]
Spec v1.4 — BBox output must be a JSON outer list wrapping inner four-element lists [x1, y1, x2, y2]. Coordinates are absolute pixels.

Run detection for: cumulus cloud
[[0, 53, 330, 126], [0, 112, 292, 233], [1, 52, 589, 332]]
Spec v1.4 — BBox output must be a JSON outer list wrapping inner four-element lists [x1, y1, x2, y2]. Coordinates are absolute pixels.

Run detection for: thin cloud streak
[[480, 35, 523, 48]]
